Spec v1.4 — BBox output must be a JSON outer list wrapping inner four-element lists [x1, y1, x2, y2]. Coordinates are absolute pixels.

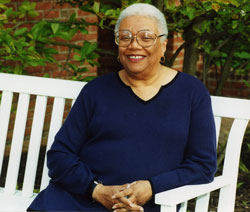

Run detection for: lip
[[126, 54, 146, 62]]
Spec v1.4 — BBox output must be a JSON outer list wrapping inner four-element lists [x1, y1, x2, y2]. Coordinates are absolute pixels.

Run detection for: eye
[[141, 36, 154, 42], [139, 31, 155, 42], [120, 36, 131, 41]]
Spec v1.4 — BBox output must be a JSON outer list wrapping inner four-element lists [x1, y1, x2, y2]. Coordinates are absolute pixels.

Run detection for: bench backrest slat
[[22, 95, 48, 198], [194, 193, 210, 212], [0, 73, 84, 99], [5, 93, 30, 195], [40, 97, 66, 190], [214, 116, 222, 146], [0, 91, 13, 177], [211, 96, 250, 119]]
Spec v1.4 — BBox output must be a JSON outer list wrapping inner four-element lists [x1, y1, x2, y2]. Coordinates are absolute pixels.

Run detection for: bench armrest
[[155, 176, 230, 206]]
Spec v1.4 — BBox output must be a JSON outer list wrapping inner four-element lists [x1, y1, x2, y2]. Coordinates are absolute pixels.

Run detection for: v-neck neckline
[[116, 71, 180, 104]]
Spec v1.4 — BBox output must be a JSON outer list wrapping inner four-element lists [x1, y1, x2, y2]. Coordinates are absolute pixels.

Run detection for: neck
[[125, 65, 164, 87]]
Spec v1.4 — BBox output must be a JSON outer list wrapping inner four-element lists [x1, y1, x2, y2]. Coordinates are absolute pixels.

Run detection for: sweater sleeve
[[149, 89, 217, 194], [47, 86, 96, 195]]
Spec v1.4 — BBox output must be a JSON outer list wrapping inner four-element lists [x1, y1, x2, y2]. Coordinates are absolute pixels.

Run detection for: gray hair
[[114, 3, 168, 39]]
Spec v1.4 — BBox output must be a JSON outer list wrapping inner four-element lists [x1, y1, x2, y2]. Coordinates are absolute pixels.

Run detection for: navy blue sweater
[[28, 71, 217, 211]]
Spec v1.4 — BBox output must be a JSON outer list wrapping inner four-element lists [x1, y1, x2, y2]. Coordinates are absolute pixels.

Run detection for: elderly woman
[[28, 3, 217, 212]]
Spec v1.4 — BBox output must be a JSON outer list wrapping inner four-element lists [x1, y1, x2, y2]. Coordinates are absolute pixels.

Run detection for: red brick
[[77, 10, 90, 17], [88, 25, 98, 33], [221, 89, 240, 97], [71, 32, 84, 42], [54, 37, 65, 42], [60, 9, 76, 19], [26, 66, 44, 74], [240, 89, 250, 98], [44, 63, 58, 72], [36, 2, 52, 11], [59, 45, 69, 52], [83, 33, 97, 41], [19, 23, 33, 29], [53, 53, 68, 61], [85, 15, 98, 23], [55, 2, 72, 9], [231, 81, 248, 89], [44, 10, 59, 19]]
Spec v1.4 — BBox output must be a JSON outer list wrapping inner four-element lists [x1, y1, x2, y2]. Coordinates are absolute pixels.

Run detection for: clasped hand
[[92, 180, 152, 212]]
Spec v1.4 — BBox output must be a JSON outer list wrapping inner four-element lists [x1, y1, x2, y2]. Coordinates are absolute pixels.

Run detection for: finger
[[120, 181, 136, 191], [112, 202, 127, 210], [126, 181, 136, 189], [112, 188, 133, 199], [127, 194, 136, 204], [128, 203, 144, 211], [113, 208, 129, 212], [115, 198, 143, 212], [118, 197, 133, 207]]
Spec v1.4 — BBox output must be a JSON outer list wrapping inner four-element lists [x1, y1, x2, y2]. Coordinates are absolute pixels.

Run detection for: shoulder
[[178, 72, 210, 95], [85, 72, 117, 88], [81, 72, 118, 94], [76, 72, 120, 103], [175, 72, 211, 108]]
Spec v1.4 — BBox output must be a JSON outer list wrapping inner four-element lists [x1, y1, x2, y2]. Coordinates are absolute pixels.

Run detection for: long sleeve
[[47, 87, 96, 195], [149, 90, 217, 194]]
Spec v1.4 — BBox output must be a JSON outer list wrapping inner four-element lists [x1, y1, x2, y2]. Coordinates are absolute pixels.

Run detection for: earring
[[160, 56, 165, 63], [117, 55, 120, 63]]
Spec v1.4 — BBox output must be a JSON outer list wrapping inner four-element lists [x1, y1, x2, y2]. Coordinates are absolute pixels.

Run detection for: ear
[[161, 39, 168, 57]]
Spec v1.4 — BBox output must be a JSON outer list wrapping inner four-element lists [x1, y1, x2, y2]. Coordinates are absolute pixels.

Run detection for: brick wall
[[8, 0, 98, 78]]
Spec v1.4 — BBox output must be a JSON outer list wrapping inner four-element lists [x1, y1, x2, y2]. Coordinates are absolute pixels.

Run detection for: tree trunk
[[215, 43, 236, 95], [182, 29, 199, 76]]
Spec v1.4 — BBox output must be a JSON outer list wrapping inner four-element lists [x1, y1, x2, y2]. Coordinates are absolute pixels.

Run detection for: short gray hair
[[114, 3, 168, 39]]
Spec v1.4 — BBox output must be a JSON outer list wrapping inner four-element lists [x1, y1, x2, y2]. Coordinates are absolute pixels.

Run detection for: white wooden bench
[[0, 73, 249, 212]]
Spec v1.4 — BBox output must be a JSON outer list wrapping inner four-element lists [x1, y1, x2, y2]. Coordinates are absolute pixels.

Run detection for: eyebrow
[[119, 29, 152, 32]]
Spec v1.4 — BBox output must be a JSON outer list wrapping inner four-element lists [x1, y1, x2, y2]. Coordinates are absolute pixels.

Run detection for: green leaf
[[239, 161, 250, 173], [181, 6, 196, 21], [0, 3, 7, 10], [51, 23, 59, 34], [68, 63, 78, 71], [43, 73, 50, 78], [232, 20, 238, 29], [80, 28, 88, 34], [31, 21, 47, 39], [193, 25, 202, 35], [44, 48, 58, 54], [234, 51, 250, 59], [210, 50, 221, 57], [13, 27, 28, 37], [73, 54, 81, 61], [0, 14, 7, 20], [28, 10, 39, 18], [93, 1, 100, 13], [69, 13, 76, 22], [78, 67, 88, 72], [82, 76, 96, 82], [57, 31, 72, 40], [0, 0, 10, 4]]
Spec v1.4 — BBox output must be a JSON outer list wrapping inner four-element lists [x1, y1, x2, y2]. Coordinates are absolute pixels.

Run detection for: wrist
[[92, 183, 103, 202], [88, 178, 102, 201]]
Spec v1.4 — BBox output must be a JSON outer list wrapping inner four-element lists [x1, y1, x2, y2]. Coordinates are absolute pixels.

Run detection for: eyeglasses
[[115, 30, 167, 48]]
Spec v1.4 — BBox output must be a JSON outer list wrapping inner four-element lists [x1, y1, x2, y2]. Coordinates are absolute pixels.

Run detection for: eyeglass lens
[[116, 30, 157, 48]]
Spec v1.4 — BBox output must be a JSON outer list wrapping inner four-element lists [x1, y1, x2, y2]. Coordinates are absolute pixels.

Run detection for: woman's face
[[118, 15, 167, 76]]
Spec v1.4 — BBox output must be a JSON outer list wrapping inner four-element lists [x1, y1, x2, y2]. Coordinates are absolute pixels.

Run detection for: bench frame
[[0, 73, 249, 212]]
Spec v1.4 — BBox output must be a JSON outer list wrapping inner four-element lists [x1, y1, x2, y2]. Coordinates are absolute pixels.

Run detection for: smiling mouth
[[127, 55, 145, 61]]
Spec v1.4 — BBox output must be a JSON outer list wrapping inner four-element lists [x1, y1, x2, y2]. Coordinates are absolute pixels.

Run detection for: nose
[[128, 36, 142, 49]]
